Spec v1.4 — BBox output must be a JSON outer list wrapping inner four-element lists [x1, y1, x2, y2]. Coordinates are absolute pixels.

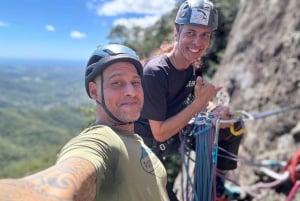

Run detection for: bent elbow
[[154, 136, 165, 143], [153, 132, 168, 142]]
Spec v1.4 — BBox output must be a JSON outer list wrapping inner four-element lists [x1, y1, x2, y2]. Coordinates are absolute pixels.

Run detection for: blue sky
[[0, 0, 179, 62]]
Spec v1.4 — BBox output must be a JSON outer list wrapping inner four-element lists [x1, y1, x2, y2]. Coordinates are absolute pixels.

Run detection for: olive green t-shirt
[[56, 125, 169, 201]]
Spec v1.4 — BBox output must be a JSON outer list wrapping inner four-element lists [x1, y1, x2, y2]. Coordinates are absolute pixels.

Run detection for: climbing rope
[[178, 104, 299, 201], [180, 112, 215, 201]]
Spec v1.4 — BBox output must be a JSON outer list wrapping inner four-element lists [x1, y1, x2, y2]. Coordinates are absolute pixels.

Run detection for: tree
[[107, 24, 129, 44]]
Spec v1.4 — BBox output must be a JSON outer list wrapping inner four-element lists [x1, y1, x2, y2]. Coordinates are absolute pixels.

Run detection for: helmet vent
[[103, 49, 114, 55]]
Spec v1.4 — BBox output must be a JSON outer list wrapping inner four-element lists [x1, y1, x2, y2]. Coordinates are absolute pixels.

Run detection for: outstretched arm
[[0, 157, 97, 201]]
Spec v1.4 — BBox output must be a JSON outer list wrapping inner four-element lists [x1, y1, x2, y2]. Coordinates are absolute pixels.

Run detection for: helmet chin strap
[[97, 74, 132, 126], [95, 100, 132, 126]]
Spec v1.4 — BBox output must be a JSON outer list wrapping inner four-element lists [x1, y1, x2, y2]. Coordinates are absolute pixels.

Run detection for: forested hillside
[[0, 62, 93, 177], [0, 61, 89, 108]]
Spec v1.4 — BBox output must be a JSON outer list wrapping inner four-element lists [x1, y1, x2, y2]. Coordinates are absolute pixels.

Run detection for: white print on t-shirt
[[140, 147, 165, 178], [186, 80, 196, 88]]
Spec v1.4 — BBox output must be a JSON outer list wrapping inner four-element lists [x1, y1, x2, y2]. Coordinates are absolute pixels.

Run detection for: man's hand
[[212, 105, 232, 128], [194, 77, 222, 109]]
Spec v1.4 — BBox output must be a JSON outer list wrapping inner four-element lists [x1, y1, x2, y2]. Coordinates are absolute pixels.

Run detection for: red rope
[[216, 196, 230, 201], [284, 149, 300, 183], [286, 180, 300, 201]]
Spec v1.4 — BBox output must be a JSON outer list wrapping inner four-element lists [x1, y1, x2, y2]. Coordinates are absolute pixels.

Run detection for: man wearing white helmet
[[0, 44, 170, 201], [135, 0, 244, 200]]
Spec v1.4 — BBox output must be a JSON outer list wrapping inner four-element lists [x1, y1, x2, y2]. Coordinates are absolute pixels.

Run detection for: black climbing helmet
[[85, 44, 143, 98], [175, 0, 218, 31]]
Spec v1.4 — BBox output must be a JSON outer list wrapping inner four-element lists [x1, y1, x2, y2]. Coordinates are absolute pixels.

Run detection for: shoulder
[[56, 125, 123, 171], [81, 125, 123, 143], [143, 54, 169, 72], [58, 125, 123, 157]]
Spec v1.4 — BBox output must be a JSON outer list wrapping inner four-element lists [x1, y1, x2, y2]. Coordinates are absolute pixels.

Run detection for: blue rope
[[180, 113, 219, 201], [180, 136, 196, 200], [193, 119, 216, 201]]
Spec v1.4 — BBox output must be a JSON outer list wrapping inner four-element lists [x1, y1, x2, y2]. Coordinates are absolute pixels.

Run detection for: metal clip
[[159, 144, 166, 151]]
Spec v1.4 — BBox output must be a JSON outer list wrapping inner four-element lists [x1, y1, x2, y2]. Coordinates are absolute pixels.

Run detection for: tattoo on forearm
[[30, 158, 96, 200], [0, 158, 97, 201]]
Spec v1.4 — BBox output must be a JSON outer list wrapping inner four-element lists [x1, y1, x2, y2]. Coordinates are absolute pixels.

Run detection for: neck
[[95, 118, 134, 132], [167, 50, 190, 70], [114, 123, 134, 133]]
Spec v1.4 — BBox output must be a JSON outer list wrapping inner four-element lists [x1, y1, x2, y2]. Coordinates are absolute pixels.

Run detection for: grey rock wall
[[212, 0, 300, 200]]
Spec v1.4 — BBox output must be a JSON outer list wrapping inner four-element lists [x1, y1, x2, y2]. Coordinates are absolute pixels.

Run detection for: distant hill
[[0, 61, 90, 108], [0, 61, 93, 177]]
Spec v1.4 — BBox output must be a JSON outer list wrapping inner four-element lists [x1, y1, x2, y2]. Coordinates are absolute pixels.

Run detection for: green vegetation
[[0, 64, 92, 177], [0, 64, 89, 108]]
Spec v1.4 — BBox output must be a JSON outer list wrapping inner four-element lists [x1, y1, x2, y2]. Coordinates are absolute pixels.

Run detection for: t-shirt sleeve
[[56, 126, 119, 187], [141, 68, 168, 121]]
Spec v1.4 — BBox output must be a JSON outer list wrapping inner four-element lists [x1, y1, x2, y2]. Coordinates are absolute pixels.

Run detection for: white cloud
[[70, 31, 87, 39], [0, 20, 10, 27], [45, 25, 55, 32], [95, 0, 176, 16], [87, 0, 177, 28], [114, 15, 160, 29]]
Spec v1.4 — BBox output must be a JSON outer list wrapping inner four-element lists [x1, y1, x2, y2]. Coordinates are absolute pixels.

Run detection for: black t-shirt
[[135, 54, 196, 142], [134, 55, 242, 170]]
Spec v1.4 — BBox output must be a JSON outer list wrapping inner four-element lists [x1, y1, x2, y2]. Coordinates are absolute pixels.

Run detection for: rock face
[[212, 0, 300, 200]]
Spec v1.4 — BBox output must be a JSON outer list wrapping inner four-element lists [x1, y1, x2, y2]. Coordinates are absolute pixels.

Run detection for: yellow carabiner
[[230, 123, 246, 136]]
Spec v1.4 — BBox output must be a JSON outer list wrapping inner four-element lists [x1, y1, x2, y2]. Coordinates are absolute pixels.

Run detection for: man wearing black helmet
[[0, 44, 170, 201], [134, 0, 244, 200]]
